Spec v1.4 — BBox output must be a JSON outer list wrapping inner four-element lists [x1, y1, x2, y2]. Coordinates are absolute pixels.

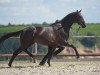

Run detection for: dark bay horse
[[0, 10, 86, 67]]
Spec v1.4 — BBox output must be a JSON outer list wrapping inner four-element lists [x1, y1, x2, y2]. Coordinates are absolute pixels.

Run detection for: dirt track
[[0, 61, 100, 75]]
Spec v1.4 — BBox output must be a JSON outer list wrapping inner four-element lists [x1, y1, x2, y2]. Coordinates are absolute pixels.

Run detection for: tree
[[8, 22, 12, 26], [42, 22, 49, 26]]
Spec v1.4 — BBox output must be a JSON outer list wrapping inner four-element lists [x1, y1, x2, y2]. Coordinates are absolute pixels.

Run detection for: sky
[[0, 0, 100, 24]]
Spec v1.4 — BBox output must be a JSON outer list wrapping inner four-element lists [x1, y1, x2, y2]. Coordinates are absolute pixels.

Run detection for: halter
[[76, 27, 81, 35]]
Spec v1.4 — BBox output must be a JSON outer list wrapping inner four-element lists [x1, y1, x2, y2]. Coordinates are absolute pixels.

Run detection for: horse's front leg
[[47, 46, 55, 66], [39, 46, 52, 66], [39, 52, 49, 66], [39, 46, 55, 66], [66, 43, 79, 59]]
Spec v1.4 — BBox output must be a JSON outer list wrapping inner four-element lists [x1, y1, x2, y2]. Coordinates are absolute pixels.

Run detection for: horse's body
[[20, 25, 68, 47], [0, 10, 86, 67], [34, 27, 68, 46]]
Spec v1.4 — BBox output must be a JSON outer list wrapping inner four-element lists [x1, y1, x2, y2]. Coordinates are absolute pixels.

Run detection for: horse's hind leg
[[24, 50, 36, 62], [8, 47, 22, 67], [53, 46, 64, 56]]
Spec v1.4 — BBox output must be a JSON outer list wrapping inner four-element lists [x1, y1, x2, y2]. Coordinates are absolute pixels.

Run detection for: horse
[[39, 10, 86, 66], [0, 10, 86, 67]]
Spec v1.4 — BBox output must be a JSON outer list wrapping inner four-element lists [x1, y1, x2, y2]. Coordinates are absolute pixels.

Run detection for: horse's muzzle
[[81, 22, 86, 28], [82, 25, 86, 28]]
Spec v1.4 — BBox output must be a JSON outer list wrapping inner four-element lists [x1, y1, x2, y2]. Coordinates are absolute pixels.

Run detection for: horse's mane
[[61, 12, 77, 23], [50, 12, 77, 27]]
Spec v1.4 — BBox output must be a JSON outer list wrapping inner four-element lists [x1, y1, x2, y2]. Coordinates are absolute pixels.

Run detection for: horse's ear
[[76, 10, 78, 13], [79, 9, 82, 13], [76, 10, 79, 14]]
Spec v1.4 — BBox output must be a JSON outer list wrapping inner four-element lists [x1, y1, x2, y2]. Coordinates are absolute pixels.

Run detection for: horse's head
[[74, 10, 86, 28]]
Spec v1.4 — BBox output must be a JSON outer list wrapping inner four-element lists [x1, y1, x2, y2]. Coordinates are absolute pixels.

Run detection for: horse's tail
[[0, 30, 23, 44]]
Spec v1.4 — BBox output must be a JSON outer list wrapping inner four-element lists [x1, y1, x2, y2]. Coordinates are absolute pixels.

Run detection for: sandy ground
[[0, 61, 100, 75]]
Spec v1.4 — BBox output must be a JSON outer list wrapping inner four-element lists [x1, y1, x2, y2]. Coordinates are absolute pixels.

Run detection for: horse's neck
[[61, 21, 73, 34], [61, 14, 75, 34]]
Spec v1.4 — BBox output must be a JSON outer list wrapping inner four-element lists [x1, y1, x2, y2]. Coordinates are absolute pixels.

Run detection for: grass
[[0, 25, 28, 32], [0, 25, 29, 36], [79, 24, 100, 36], [71, 23, 100, 36]]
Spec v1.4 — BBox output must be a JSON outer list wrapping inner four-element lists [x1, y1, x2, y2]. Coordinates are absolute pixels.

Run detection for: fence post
[[34, 43, 37, 55], [32, 43, 37, 63]]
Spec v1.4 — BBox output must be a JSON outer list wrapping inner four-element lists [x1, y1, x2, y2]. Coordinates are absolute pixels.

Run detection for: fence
[[0, 36, 100, 61]]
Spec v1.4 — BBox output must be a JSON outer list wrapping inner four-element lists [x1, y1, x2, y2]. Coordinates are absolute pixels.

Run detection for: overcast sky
[[0, 0, 100, 24]]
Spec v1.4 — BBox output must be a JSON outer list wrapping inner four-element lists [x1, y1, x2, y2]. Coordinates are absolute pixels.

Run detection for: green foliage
[[0, 25, 28, 36], [42, 22, 49, 26], [71, 23, 100, 36]]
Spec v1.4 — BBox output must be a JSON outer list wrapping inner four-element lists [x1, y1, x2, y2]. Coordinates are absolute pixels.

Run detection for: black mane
[[61, 12, 77, 24]]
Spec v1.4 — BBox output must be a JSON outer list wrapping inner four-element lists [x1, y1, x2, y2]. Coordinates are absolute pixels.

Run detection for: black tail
[[0, 30, 23, 44]]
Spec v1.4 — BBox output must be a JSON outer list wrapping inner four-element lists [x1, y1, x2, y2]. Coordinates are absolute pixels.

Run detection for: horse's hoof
[[47, 62, 51, 67], [76, 56, 79, 59], [47, 63, 51, 67], [39, 62, 45, 66], [76, 57, 80, 61], [35, 65, 41, 67], [77, 57, 79, 60], [8, 63, 12, 67]]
